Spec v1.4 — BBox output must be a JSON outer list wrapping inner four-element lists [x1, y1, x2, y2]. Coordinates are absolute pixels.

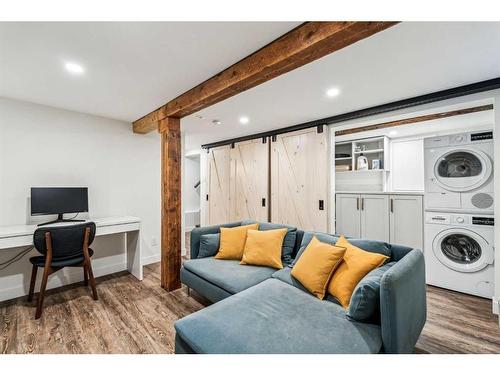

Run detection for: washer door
[[433, 149, 492, 192], [433, 228, 493, 272]]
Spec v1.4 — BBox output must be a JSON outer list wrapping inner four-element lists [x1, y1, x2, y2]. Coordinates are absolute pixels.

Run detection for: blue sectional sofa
[[175, 221, 426, 354]]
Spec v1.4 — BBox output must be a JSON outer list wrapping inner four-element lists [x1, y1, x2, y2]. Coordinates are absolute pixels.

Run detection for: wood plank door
[[360, 194, 390, 242], [271, 128, 329, 232], [230, 139, 269, 222], [207, 145, 231, 225], [335, 194, 361, 237]]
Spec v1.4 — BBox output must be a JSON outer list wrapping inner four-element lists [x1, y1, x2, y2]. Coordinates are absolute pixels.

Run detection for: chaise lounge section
[[176, 221, 426, 354]]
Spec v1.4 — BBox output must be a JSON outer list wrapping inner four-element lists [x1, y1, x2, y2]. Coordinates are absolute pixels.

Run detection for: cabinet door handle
[[356, 197, 359, 210], [262, 198, 266, 207], [361, 198, 364, 211], [390, 198, 394, 213], [319, 200, 324, 211]]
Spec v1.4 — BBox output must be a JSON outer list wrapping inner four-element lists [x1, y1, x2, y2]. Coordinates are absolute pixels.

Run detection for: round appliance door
[[433, 149, 492, 192], [433, 228, 493, 272]]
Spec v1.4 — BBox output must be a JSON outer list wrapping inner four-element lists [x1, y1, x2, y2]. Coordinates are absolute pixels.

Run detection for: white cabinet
[[336, 193, 423, 248], [390, 138, 424, 192], [361, 194, 390, 242], [389, 194, 423, 249], [335, 193, 389, 242], [335, 194, 361, 238]]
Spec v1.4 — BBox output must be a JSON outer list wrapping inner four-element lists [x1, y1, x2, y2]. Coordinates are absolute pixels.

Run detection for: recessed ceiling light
[[389, 130, 398, 136], [64, 62, 85, 75], [239, 116, 249, 124], [212, 120, 222, 125], [326, 87, 341, 98]]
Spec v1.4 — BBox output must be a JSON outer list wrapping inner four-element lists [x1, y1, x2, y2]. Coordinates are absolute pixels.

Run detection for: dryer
[[424, 211, 494, 298], [424, 131, 494, 214]]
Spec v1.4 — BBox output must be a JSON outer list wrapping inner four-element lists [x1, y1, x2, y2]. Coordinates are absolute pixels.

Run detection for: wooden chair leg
[[35, 266, 50, 319], [86, 260, 98, 301], [28, 265, 38, 302], [83, 265, 89, 286]]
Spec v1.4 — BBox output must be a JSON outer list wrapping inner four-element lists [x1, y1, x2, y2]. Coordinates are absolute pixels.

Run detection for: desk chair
[[28, 222, 98, 319]]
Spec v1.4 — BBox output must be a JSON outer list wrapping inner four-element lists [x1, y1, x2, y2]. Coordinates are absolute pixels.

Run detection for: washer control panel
[[426, 212, 494, 227], [424, 130, 493, 148]]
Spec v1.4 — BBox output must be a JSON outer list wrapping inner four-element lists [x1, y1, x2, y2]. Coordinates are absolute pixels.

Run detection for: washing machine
[[424, 211, 494, 298], [424, 131, 494, 214]]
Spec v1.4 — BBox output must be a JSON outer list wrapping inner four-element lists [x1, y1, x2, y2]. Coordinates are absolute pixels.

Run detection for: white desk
[[0, 216, 143, 280]]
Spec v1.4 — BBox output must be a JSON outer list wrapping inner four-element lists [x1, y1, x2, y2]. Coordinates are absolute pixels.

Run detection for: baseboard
[[0, 261, 127, 303], [142, 254, 161, 265], [493, 297, 499, 315]]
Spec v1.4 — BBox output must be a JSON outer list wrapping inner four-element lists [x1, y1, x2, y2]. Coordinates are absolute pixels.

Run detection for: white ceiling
[[0, 22, 299, 121], [182, 22, 500, 151], [1, 22, 500, 153]]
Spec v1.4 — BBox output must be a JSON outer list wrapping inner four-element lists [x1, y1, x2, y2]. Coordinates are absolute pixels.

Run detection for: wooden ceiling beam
[[133, 21, 398, 134]]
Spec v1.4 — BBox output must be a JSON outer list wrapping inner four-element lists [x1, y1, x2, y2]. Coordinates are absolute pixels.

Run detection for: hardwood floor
[[1, 262, 499, 354], [0, 263, 204, 354], [417, 285, 500, 354]]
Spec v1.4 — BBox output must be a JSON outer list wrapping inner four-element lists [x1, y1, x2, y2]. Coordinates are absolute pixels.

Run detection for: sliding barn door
[[271, 128, 329, 232], [230, 139, 269, 222], [206, 145, 231, 225]]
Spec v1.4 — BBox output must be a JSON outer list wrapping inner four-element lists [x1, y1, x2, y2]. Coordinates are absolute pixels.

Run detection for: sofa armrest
[[189, 221, 242, 259], [380, 249, 426, 353]]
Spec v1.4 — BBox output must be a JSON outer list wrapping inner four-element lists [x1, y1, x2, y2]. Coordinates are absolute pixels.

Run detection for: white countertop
[[335, 191, 424, 195], [0, 216, 141, 239]]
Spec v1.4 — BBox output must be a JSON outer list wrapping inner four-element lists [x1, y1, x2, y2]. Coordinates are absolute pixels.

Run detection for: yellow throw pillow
[[328, 236, 389, 308], [215, 223, 259, 260], [240, 228, 288, 269], [290, 236, 347, 299]]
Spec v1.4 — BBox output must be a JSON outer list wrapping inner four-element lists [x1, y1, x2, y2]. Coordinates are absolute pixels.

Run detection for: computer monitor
[[31, 187, 88, 226]]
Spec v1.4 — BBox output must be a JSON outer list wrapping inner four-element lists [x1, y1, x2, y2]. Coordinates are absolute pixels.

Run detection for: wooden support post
[[160, 117, 182, 291]]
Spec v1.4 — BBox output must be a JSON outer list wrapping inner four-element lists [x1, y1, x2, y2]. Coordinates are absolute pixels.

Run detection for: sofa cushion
[[272, 266, 341, 304], [197, 233, 220, 258], [294, 232, 392, 263], [293, 232, 339, 263], [215, 223, 259, 260], [271, 267, 310, 294], [241, 220, 297, 265], [180, 267, 232, 303], [328, 236, 389, 308], [290, 236, 346, 299], [348, 262, 396, 322], [175, 278, 382, 354], [241, 228, 287, 269], [182, 257, 276, 294]]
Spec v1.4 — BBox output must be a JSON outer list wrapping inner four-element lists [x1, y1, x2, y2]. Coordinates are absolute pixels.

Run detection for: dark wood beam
[[335, 104, 494, 136], [160, 117, 182, 291], [133, 21, 398, 134]]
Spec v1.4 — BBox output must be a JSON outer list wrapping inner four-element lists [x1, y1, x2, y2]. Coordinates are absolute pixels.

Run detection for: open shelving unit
[[334, 136, 390, 192]]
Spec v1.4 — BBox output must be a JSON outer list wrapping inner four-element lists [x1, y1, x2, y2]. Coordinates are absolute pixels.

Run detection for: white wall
[[0, 97, 161, 300], [184, 155, 201, 212], [494, 93, 500, 320]]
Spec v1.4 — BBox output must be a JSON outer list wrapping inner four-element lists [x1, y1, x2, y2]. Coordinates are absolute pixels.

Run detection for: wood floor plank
[[1, 263, 499, 354]]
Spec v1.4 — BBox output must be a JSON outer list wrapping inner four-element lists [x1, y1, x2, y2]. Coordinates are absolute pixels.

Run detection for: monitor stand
[[37, 213, 85, 227]]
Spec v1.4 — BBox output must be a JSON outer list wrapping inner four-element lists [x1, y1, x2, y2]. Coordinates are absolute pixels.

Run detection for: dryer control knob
[[456, 217, 465, 223]]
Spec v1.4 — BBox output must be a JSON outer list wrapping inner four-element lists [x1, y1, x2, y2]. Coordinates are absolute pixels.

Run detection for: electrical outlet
[[151, 236, 158, 247]]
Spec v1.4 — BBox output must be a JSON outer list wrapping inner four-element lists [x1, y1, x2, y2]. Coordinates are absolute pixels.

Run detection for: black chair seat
[[30, 248, 94, 267]]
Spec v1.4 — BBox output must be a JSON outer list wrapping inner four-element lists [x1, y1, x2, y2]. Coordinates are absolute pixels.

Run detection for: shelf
[[336, 169, 388, 173], [335, 157, 352, 161], [353, 149, 384, 154]]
